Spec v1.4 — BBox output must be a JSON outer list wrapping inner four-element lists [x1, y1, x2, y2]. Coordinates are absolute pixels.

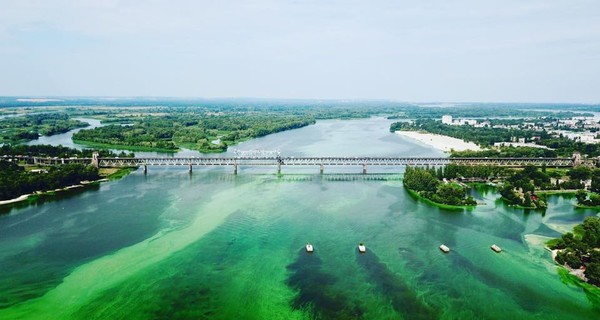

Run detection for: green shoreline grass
[[404, 187, 475, 210], [102, 167, 138, 180]]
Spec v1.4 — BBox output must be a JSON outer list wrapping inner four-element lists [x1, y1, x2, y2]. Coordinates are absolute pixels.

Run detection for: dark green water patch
[[449, 251, 590, 315], [356, 250, 438, 319], [286, 249, 365, 319]]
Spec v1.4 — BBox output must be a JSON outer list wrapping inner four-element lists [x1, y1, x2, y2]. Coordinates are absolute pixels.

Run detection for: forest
[[0, 160, 100, 201], [549, 216, 600, 287], [0, 113, 88, 143], [73, 113, 315, 152]]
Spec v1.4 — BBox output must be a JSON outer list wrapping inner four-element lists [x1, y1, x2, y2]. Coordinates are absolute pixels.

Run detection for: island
[[0, 113, 88, 143], [403, 166, 476, 208]]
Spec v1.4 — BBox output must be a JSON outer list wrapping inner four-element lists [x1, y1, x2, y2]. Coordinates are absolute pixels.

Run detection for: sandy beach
[[0, 194, 31, 206], [395, 131, 482, 152]]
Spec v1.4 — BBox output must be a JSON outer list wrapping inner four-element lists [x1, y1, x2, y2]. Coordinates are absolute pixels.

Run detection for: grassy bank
[[99, 167, 138, 180]]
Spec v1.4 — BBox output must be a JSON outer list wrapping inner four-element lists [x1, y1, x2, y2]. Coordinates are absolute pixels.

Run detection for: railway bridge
[[5, 152, 585, 174]]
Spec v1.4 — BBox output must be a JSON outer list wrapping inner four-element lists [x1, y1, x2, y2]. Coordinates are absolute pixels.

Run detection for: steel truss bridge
[[5, 155, 580, 174]]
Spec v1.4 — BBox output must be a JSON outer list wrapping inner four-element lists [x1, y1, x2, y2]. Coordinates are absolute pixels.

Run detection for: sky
[[0, 0, 599, 103]]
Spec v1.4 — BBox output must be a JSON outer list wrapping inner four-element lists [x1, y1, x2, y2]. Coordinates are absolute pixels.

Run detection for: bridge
[[5, 153, 582, 174]]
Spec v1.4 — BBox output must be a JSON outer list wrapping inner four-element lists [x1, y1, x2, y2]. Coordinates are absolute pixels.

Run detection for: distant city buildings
[[441, 115, 453, 124], [440, 114, 600, 145], [441, 115, 477, 126]]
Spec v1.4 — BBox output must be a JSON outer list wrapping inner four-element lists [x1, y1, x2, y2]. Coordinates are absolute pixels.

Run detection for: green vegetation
[[390, 118, 543, 147], [498, 166, 549, 209], [549, 217, 600, 287], [450, 147, 557, 158], [100, 167, 138, 180], [0, 160, 100, 201], [403, 166, 476, 207], [393, 118, 600, 157], [73, 113, 315, 153], [0, 113, 88, 143], [0, 144, 134, 158]]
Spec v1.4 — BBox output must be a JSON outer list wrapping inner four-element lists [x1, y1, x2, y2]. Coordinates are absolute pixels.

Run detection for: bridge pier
[[277, 163, 281, 175], [188, 163, 193, 173], [320, 164, 324, 174], [91, 152, 99, 168], [143, 164, 148, 174], [362, 164, 367, 175], [233, 164, 238, 175]]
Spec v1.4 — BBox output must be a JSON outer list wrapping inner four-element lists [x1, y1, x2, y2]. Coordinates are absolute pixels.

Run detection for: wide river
[[1, 118, 599, 319]]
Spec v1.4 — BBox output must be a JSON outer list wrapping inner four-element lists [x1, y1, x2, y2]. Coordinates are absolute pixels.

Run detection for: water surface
[[1, 118, 599, 319]]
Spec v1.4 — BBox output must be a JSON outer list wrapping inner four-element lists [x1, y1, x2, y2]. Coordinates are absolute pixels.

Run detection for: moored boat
[[306, 242, 314, 253], [491, 244, 502, 253], [439, 244, 450, 253], [358, 242, 366, 253]]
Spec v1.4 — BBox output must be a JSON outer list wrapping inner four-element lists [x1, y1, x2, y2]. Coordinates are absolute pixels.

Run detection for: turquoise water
[[1, 118, 599, 319]]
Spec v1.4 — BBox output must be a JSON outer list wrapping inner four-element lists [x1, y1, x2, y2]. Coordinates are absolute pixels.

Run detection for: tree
[[586, 263, 600, 286], [576, 189, 588, 204], [582, 217, 600, 248], [591, 169, 600, 193], [569, 166, 592, 182]]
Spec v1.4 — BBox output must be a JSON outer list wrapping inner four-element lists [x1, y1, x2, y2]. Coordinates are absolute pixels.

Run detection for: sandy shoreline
[[0, 179, 108, 206], [396, 131, 482, 152]]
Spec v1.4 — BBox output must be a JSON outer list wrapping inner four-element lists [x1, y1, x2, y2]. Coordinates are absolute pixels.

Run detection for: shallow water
[[1, 118, 599, 319]]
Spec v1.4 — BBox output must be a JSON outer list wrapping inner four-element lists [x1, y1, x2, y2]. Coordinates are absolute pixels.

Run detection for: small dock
[[491, 244, 502, 253], [439, 244, 450, 253]]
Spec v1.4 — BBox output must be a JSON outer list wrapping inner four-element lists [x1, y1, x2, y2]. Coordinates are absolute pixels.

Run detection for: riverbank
[[395, 130, 482, 152], [0, 167, 136, 207]]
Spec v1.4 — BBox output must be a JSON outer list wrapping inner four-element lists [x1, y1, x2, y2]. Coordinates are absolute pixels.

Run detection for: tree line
[[0, 144, 134, 158], [0, 161, 100, 201]]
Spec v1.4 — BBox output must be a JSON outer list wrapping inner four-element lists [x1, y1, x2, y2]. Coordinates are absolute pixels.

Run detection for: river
[[1, 118, 599, 319]]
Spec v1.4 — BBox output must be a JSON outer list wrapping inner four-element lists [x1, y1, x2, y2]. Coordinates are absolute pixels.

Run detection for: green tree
[[569, 166, 592, 182], [576, 189, 588, 204]]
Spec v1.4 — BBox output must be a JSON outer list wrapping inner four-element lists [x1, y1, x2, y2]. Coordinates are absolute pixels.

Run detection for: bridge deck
[[4, 155, 575, 168]]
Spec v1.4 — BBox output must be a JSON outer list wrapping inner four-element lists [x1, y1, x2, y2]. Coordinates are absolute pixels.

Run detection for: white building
[[441, 115, 453, 125]]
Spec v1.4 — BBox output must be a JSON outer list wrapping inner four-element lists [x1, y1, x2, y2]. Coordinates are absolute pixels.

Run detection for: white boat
[[305, 243, 314, 253], [358, 243, 366, 253], [439, 244, 450, 253], [491, 244, 502, 253]]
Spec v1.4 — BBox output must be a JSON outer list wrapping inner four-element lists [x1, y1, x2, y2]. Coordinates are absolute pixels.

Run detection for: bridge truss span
[[92, 156, 575, 168]]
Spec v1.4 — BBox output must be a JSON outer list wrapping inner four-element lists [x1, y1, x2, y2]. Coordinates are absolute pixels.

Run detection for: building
[[441, 115, 452, 125]]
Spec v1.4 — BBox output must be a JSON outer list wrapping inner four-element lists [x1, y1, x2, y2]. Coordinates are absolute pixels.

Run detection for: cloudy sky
[[0, 0, 599, 102]]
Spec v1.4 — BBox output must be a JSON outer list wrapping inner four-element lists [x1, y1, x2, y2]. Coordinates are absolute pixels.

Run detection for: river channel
[[1, 118, 599, 319]]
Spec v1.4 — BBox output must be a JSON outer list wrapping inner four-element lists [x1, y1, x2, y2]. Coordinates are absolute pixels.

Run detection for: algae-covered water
[[1, 118, 599, 319]]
